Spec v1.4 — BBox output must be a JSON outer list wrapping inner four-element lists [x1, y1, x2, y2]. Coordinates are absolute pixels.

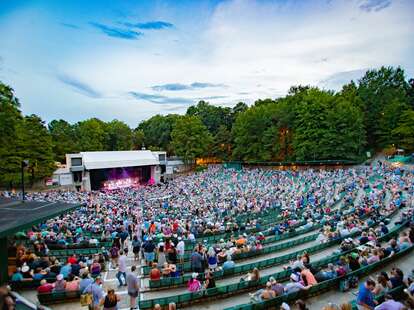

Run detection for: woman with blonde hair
[[207, 247, 218, 270]]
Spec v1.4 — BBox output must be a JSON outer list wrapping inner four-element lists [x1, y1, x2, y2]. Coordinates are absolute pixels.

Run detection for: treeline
[[1, 66, 413, 187]]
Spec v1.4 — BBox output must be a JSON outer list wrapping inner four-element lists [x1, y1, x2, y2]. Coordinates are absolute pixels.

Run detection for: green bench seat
[[140, 219, 406, 309], [37, 290, 81, 305]]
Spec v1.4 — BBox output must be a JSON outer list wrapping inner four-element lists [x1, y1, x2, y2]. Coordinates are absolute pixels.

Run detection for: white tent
[[81, 151, 159, 170]]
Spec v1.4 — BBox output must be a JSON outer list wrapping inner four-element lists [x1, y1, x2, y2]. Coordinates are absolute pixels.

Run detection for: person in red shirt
[[164, 239, 172, 252], [150, 222, 156, 234], [37, 279, 54, 293], [172, 221, 179, 233], [67, 255, 77, 265], [149, 263, 161, 281]]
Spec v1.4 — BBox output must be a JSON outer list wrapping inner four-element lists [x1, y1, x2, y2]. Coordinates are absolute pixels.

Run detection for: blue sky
[[0, 0, 413, 126]]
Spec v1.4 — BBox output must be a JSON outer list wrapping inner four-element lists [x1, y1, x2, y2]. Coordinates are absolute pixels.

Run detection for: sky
[[0, 0, 413, 127]]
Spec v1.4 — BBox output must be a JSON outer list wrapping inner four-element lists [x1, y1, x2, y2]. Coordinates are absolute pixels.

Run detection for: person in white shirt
[[89, 238, 98, 245], [116, 249, 128, 287], [188, 232, 195, 242], [176, 237, 185, 263]]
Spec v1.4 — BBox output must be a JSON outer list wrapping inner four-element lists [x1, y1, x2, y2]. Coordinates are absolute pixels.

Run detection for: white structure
[[51, 165, 73, 186], [59, 150, 166, 191]]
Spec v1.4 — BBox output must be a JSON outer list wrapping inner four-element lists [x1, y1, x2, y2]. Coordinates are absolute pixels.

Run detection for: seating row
[[191, 191, 347, 243], [138, 218, 405, 308], [224, 244, 413, 309]]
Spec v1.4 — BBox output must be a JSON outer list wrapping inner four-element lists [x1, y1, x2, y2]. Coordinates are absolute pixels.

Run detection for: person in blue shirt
[[357, 279, 377, 309], [59, 262, 72, 278], [11, 268, 23, 282], [83, 277, 104, 309], [79, 273, 94, 293], [32, 268, 44, 281], [222, 256, 236, 270]]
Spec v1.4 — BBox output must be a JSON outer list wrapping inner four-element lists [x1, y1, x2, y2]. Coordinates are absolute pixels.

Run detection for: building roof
[[0, 197, 79, 237], [80, 150, 159, 170], [53, 166, 70, 175]]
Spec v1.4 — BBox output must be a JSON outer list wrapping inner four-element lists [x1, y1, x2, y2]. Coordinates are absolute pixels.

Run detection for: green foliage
[[48, 119, 78, 162], [74, 118, 107, 151], [0, 84, 55, 187], [212, 125, 232, 160], [358, 66, 409, 149], [232, 102, 280, 161], [408, 79, 414, 109], [0, 83, 23, 187], [137, 114, 179, 153], [392, 110, 414, 152], [378, 99, 408, 147], [171, 115, 213, 163], [324, 97, 365, 160], [17, 115, 56, 185], [186, 101, 232, 134], [132, 129, 145, 150], [194, 165, 207, 173], [105, 119, 133, 151], [292, 88, 335, 160], [232, 102, 248, 115]]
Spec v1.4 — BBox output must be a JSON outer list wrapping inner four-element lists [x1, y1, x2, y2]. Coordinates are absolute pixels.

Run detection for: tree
[[212, 125, 233, 160], [392, 110, 414, 152], [105, 119, 133, 151], [0, 82, 23, 187], [340, 81, 364, 110], [408, 78, 414, 109], [171, 115, 213, 163], [16, 115, 56, 186], [137, 114, 179, 153], [48, 119, 78, 162], [291, 87, 364, 161], [323, 98, 365, 160], [132, 129, 145, 150], [378, 98, 409, 147], [292, 88, 334, 160], [358, 66, 409, 149], [186, 101, 232, 134], [253, 98, 275, 107], [74, 118, 107, 151], [232, 102, 248, 115], [232, 103, 279, 161]]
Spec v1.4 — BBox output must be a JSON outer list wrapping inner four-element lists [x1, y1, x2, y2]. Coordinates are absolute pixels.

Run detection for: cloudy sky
[[0, 0, 413, 126]]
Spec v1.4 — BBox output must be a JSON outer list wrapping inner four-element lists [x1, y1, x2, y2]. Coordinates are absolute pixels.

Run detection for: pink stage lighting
[[103, 177, 140, 190]]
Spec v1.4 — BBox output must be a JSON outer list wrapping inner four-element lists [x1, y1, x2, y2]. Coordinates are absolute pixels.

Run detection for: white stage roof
[[81, 151, 159, 170]]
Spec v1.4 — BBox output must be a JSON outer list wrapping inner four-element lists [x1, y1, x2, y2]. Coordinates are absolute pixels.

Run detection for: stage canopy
[[0, 197, 80, 238], [0, 197, 80, 284], [81, 150, 160, 170]]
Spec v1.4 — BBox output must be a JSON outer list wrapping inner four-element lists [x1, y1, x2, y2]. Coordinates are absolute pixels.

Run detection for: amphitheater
[[3, 160, 414, 310]]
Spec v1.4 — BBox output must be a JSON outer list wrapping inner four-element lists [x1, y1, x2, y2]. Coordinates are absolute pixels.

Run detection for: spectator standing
[[83, 277, 104, 310], [357, 279, 377, 310], [126, 265, 140, 310], [117, 250, 127, 287]]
